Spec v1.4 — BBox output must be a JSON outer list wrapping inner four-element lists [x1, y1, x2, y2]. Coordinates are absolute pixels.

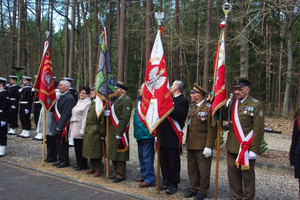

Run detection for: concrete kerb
[[0, 159, 149, 200]]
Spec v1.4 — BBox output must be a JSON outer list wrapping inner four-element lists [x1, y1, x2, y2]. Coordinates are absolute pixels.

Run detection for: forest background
[[0, 0, 299, 119]]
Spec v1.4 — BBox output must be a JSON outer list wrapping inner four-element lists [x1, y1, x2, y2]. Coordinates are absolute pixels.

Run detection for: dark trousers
[[227, 151, 256, 200], [90, 158, 103, 172], [160, 146, 181, 188], [112, 161, 126, 179], [55, 134, 69, 164], [19, 105, 31, 130], [0, 124, 7, 145], [8, 106, 18, 128], [33, 104, 41, 127], [46, 135, 57, 162], [74, 139, 87, 169]]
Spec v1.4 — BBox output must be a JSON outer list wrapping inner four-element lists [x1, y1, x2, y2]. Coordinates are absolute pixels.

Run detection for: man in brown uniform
[[184, 83, 217, 200], [225, 77, 264, 200]]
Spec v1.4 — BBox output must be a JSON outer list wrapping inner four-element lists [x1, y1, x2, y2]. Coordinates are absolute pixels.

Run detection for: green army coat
[[186, 102, 217, 150], [226, 95, 264, 154], [82, 101, 106, 159], [108, 94, 132, 161]]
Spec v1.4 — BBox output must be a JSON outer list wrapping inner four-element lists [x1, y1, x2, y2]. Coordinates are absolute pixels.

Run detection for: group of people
[[0, 74, 270, 200]]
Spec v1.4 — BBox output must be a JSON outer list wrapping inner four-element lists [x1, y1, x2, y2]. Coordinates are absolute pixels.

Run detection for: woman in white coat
[[69, 86, 91, 170]]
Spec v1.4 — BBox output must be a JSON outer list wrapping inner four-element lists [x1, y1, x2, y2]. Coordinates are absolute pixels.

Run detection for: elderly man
[[0, 77, 9, 157], [50, 80, 76, 168], [159, 80, 189, 194], [184, 83, 217, 200], [18, 76, 34, 138], [108, 81, 132, 183], [225, 77, 264, 200], [7, 75, 20, 135]]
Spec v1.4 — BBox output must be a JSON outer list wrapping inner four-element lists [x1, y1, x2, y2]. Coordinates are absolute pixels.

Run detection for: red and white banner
[[211, 21, 227, 125], [232, 99, 253, 170], [140, 30, 174, 134], [34, 41, 56, 112]]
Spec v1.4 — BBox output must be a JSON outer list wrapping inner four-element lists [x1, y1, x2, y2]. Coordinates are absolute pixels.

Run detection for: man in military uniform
[[18, 76, 34, 138], [50, 80, 76, 168], [32, 75, 42, 140], [184, 83, 217, 200], [108, 81, 132, 183], [63, 77, 77, 147], [7, 75, 20, 135], [225, 77, 264, 200], [159, 80, 189, 194], [0, 77, 9, 156]]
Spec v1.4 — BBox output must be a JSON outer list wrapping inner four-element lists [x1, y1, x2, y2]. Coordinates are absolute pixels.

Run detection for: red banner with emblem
[[140, 30, 174, 134], [34, 41, 56, 112]]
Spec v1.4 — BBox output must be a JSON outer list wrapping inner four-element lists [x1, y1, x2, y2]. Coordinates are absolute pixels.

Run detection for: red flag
[[211, 21, 227, 126], [140, 30, 174, 134], [34, 41, 56, 112]]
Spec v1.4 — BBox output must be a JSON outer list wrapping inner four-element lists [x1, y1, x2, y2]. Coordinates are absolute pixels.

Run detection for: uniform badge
[[259, 110, 263, 117], [126, 106, 130, 111]]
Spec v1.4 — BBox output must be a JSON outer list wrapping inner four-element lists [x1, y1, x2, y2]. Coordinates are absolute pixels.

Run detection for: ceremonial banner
[[140, 30, 174, 134], [34, 41, 56, 112], [211, 21, 227, 126], [94, 26, 115, 117]]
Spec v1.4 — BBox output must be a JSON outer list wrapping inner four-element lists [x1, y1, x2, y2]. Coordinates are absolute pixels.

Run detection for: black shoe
[[166, 186, 178, 194], [56, 163, 69, 168], [108, 175, 116, 179], [184, 190, 197, 198], [155, 185, 168, 191], [112, 177, 125, 183], [52, 161, 61, 166], [193, 193, 206, 200], [74, 167, 86, 171], [72, 165, 78, 169]]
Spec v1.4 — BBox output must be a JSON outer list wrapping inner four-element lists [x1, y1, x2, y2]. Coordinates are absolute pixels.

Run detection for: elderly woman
[[69, 86, 91, 171], [82, 86, 106, 177]]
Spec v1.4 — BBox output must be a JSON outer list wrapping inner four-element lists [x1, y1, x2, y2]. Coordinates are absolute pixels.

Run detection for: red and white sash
[[167, 116, 184, 154], [110, 104, 129, 152], [54, 102, 70, 143], [232, 99, 253, 170]]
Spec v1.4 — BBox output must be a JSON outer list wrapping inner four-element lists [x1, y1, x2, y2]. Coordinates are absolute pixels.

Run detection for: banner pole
[[106, 114, 109, 178], [156, 128, 161, 194], [214, 108, 222, 199], [42, 110, 46, 166]]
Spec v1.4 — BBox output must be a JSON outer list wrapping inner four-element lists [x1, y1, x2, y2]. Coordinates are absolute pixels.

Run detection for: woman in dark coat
[[82, 87, 106, 177], [289, 108, 300, 198]]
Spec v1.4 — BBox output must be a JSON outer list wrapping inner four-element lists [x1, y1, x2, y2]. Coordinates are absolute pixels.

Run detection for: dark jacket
[[8, 84, 20, 107], [160, 94, 189, 149], [50, 91, 76, 135], [290, 119, 300, 166]]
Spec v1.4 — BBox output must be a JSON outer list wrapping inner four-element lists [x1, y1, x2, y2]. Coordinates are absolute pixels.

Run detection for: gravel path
[[1, 120, 298, 199]]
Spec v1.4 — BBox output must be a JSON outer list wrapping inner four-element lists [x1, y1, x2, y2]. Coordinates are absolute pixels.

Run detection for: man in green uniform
[[225, 77, 264, 200], [108, 81, 132, 183], [184, 83, 217, 200]]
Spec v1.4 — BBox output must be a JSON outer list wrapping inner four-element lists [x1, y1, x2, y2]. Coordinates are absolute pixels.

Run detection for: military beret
[[232, 77, 251, 88], [116, 81, 128, 91], [191, 83, 207, 96]]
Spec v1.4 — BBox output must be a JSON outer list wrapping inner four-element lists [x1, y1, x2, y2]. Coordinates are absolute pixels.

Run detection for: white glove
[[116, 135, 122, 140], [1, 121, 6, 127], [25, 109, 29, 114], [104, 110, 110, 117], [291, 165, 295, 169], [203, 147, 212, 158], [101, 137, 105, 140], [155, 137, 157, 143], [248, 151, 257, 160], [11, 105, 16, 109]]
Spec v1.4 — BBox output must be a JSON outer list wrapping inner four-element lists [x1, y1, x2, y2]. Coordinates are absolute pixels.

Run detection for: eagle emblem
[[145, 66, 166, 95]]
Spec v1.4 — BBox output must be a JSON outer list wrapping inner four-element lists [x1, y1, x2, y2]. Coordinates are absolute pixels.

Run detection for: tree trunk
[[124, 0, 131, 85], [64, 0, 69, 77], [190, 0, 199, 88], [68, 0, 75, 78], [117, 0, 126, 82], [175, 0, 179, 80], [203, 0, 211, 91], [35, 0, 41, 68], [145, 0, 152, 76]]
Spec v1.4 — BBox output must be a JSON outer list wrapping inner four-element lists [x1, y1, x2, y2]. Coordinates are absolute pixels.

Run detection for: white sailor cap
[[9, 75, 18, 79], [53, 76, 56, 80], [63, 77, 73, 82], [0, 77, 7, 83], [23, 76, 32, 81]]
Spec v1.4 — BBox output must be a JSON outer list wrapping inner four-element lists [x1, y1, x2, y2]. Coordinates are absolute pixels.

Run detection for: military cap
[[116, 81, 128, 91], [53, 76, 56, 80], [0, 77, 7, 83], [232, 77, 251, 88], [9, 75, 18, 80], [22, 76, 32, 81], [91, 85, 95, 90], [191, 83, 208, 96], [63, 77, 73, 82]]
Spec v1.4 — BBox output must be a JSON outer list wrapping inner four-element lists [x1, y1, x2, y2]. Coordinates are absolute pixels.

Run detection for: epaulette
[[206, 103, 212, 108], [251, 98, 259, 104]]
